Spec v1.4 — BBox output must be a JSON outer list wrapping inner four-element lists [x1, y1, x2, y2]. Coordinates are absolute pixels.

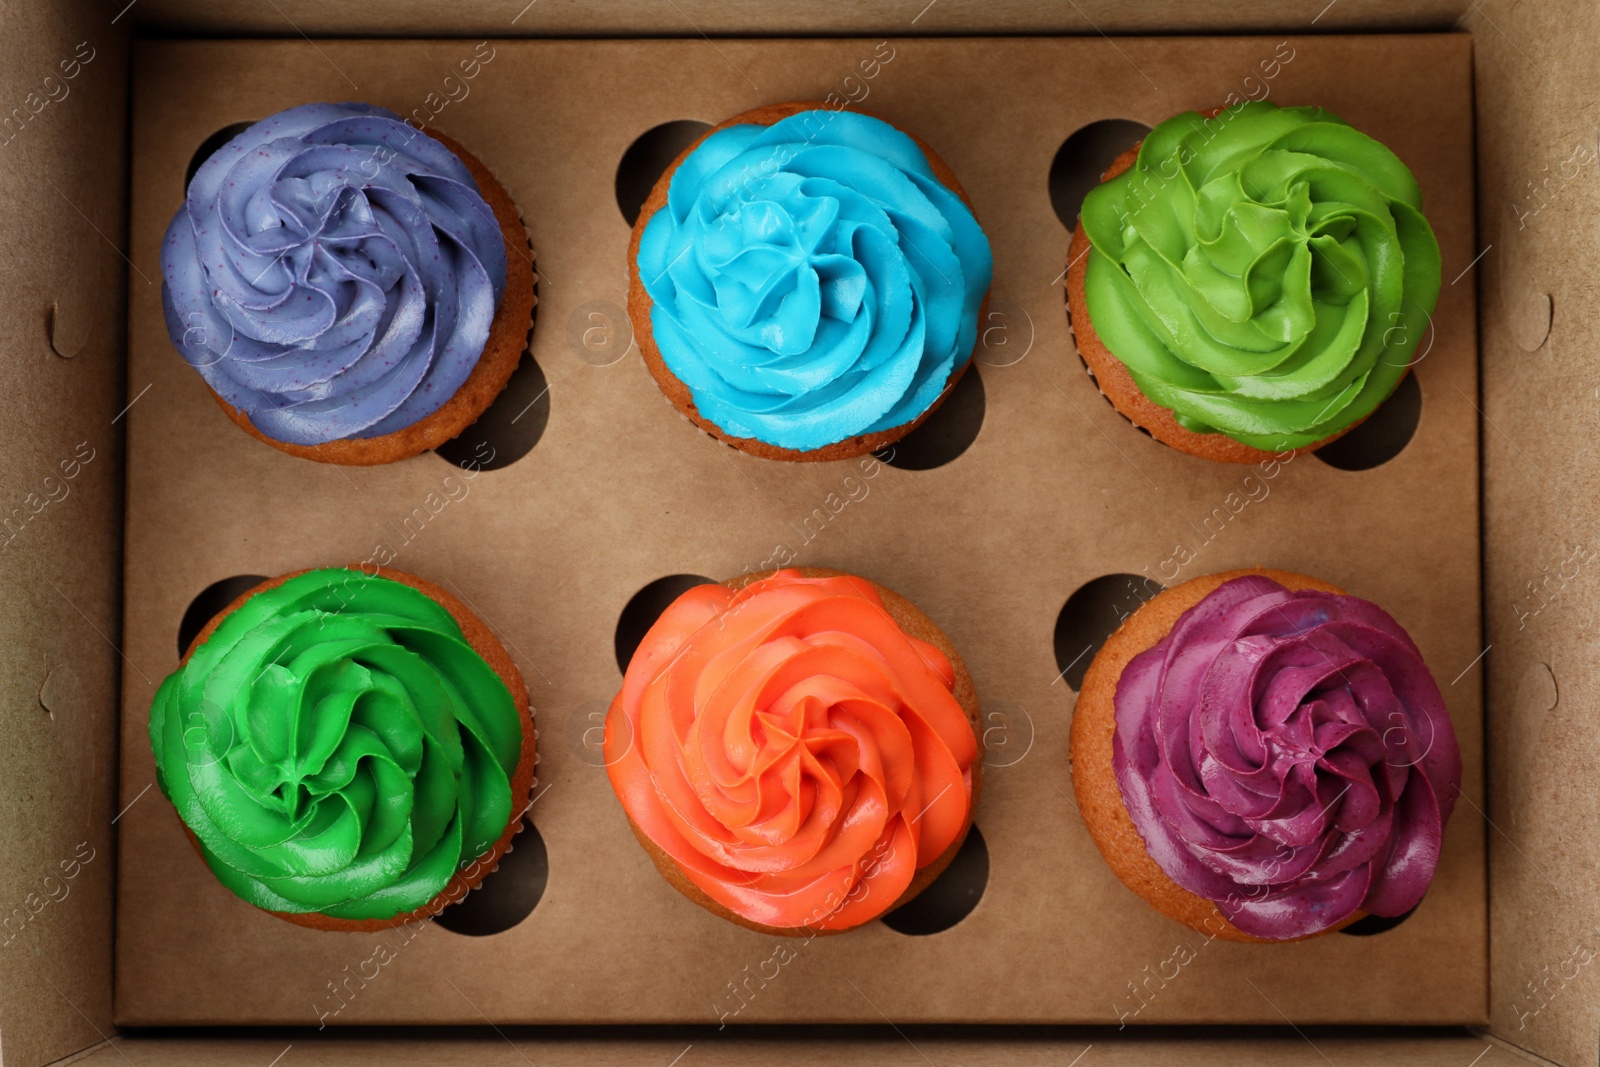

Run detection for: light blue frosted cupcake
[[630, 103, 992, 461]]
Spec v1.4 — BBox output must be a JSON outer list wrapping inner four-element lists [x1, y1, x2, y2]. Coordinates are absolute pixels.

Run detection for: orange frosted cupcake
[[605, 568, 982, 934]]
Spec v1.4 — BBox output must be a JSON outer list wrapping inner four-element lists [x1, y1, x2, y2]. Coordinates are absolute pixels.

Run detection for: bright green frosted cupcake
[[1066, 102, 1441, 463], [149, 567, 534, 930]]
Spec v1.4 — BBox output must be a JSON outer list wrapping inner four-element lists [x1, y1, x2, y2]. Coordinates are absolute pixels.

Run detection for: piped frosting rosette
[[160, 102, 508, 446], [605, 570, 979, 930], [149, 569, 526, 922], [635, 109, 992, 452], [1079, 102, 1441, 451], [1112, 574, 1461, 939]]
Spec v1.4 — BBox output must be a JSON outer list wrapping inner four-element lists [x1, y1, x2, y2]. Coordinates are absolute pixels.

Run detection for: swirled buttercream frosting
[[605, 570, 978, 929], [1080, 102, 1441, 450], [149, 569, 524, 920], [1112, 574, 1461, 940], [161, 103, 508, 446], [636, 109, 992, 452]]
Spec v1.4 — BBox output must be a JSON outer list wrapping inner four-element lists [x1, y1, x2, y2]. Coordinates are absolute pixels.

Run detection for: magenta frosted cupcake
[[1071, 567, 1461, 941]]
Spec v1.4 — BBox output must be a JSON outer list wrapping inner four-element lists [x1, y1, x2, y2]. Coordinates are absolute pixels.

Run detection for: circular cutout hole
[[881, 824, 988, 935], [877, 366, 985, 471], [616, 120, 713, 227], [1053, 573, 1163, 691], [614, 574, 717, 673], [1048, 119, 1152, 231], [434, 354, 549, 472], [1313, 372, 1422, 471], [178, 575, 268, 657], [185, 121, 257, 193], [1338, 903, 1418, 937], [434, 822, 548, 936]]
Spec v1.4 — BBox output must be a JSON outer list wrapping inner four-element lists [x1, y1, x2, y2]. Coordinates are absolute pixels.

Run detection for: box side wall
[[0, 6, 130, 1067], [129, 0, 1469, 36], [0, 1, 1523, 1064], [1476, 1, 1600, 1065], [56, 1030, 1530, 1067]]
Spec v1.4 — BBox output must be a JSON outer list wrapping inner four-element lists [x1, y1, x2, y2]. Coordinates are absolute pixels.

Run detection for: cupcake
[[149, 567, 535, 930], [1070, 568, 1460, 941], [161, 103, 535, 465], [605, 568, 981, 933], [1067, 102, 1442, 463], [629, 104, 993, 462]]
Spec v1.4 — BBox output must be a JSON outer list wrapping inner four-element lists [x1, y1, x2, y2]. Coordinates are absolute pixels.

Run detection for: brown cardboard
[[1474, 1, 1600, 1064], [56, 1030, 1536, 1067], [130, 0, 1471, 37], [27, 0, 1597, 1060], [114, 35, 1484, 1029], [0, 4, 128, 1067]]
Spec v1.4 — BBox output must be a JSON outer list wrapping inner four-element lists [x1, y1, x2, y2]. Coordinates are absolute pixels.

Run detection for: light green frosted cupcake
[[1067, 101, 1440, 463]]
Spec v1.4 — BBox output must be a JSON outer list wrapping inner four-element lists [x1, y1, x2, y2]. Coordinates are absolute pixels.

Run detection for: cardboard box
[[0, 2, 1589, 1065]]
